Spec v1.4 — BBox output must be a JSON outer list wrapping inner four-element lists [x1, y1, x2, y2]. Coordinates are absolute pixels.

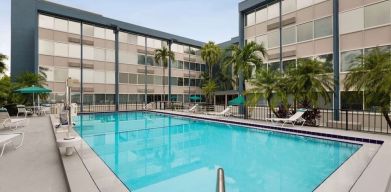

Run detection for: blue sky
[[0, 0, 239, 74]]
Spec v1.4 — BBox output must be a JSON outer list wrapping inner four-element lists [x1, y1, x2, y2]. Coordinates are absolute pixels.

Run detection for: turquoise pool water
[[75, 112, 360, 192]]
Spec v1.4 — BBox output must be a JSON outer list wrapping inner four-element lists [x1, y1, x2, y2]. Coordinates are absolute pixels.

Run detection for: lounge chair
[[143, 102, 154, 110], [0, 108, 29, 130], [206, 106, 233, 117], [185, 104, 198, 113], [0, 132, 24, 157], [266, 108, 307, 127], [16, 105, 33, 117]]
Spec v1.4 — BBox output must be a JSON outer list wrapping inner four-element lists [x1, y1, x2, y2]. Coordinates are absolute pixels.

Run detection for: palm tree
[[223, 41, 267, 92], [201, 41, 222, 78], [288, 58, 334, 109], [154, 47, 175, 101], [246, 69, 282, 116], [0, 75, 12, 105], [344, 47, 391, 127], [0, 53, 8, 74], [201, 80, 217, 104]]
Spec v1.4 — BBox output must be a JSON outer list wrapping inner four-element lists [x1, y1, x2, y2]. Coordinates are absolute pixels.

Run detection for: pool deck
[[0, 116, 68, 192], [3, 111, 391, 192]]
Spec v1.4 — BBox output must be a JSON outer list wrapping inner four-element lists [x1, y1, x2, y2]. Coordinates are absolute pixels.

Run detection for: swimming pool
[[75, 111, 360, 192]]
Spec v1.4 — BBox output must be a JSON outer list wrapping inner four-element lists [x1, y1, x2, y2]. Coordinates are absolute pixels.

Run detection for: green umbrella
[[228, 95, 245, 106], [189, 95, 202, 101], [15, 86, 52, 112]]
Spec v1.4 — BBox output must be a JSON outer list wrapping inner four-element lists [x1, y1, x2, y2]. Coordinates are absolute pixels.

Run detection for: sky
[[0, 0, 240, 75]]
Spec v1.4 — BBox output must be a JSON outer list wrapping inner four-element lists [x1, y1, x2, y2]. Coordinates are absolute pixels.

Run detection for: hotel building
[[11, 0, 206, 110], [239, 0, 391, 112]]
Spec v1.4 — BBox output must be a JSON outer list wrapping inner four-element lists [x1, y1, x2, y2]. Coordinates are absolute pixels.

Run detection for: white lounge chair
[[206, 106, 233, 117], [185, 104, 198, 113], [16, 105, 33, 117], [0, 108, 29, 130], [266, 108, 307, 127], [143, 102, 154, 110], [0, 132, 24, 157]]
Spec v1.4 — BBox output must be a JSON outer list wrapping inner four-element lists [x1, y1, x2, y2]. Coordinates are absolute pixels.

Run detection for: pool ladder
[[216, 168, 225, 192]]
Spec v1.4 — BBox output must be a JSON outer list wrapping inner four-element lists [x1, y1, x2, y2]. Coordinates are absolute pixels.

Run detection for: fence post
[[136, 101, 138, 111], [345, 110, 348, 131]]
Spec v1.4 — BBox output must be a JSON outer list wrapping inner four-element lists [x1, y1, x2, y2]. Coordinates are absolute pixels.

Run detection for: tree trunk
[[267, 97, 278, 117], [381, 110, 391, 129], [163, 67, 166, 101]]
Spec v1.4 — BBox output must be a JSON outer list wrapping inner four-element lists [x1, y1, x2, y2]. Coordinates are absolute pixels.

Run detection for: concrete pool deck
[[0, 116, 68, 192]]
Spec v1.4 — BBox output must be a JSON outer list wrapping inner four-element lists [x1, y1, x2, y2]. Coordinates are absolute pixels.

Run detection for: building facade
[[239, 0, 391, 112], [11, 0, 205, 107]]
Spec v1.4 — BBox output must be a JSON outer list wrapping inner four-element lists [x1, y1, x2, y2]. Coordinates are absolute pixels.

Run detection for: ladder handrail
[[216, 168, 225, 192]]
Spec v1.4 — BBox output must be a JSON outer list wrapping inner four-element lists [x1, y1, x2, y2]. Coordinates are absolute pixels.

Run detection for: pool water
[[75, 112, 360, 192]]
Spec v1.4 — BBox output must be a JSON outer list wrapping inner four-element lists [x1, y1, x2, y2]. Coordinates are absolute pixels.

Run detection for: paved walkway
[[0, 116, 68, 192]]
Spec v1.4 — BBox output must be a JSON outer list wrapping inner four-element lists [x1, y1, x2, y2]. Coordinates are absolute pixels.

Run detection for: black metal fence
[[48, 102, 391, 134]]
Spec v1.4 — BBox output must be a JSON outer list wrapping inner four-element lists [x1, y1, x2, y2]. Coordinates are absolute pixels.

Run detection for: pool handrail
[[216, 168, 225, 192]]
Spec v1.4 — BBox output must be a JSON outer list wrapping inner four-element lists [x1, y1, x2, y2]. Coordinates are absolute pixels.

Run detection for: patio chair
[[266, 108, 307, 127], [0, 132, 24, 157], [206, 106, 233, 117], [16, 105, 33, 117], [143, 102, 154, 110], [38, 106, 51, 116], [0, 108, 29, 130], [185, 104, 198, 113]]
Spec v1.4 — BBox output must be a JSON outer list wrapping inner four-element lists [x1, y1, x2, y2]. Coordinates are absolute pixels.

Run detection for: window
[[138, 74, 145, 84], [184, 78, 189, 86], [190, 63, 196, 71], [201, 64, 206, 72], [54, 68, 68, 82], [105, 71, 115, 84], [94, 48, 105, 61], [256, 7, 267, 23], [178, 61, 184, 69], [68, 21, 80, 35], [147, 56, 154, 66], [39, 15, 54, 29], [83, 69, 94, 83], [54, 18, 68, 32], [364, 45, 391, 55], [128, 34, 137, 45], [282, 26, 296, 45], [283, 60, 296, 72], [364, 1, 391, 28], [39, 40, 54, 55], [190, 79, 196, 86], [341, 49, 363, 72], [119, 51, 131, 64], [94, 71, 105, 84], [340, 8, 364, 34], [119, 73, 128, 83], [184, 62, 190, 70], [147, 75, 154, 84], [282, 0, 296, 14], [68, 44, 81, 59], [171, 77, 178, 86], [341, 91, 363, 110], [297, 0, 312, 10], [269, 62, 281, 72], [138, 55, 145, 64], [54, 42, 68, 57], [106, 49, 115, 62], [154, 76, 163, 85], [82, 24, 94, 37], [268, 2, 280, 19], [297, 22, 313, 42], [196, 63, 201, 71], [94, 26, 105, 39], [119, 32, 128, 43], [314, 17, 332, 38], [268, 30, 280, 48], [83, 46, 94, 60], [315, 54, 333, 73], [129, 74, 138, 84], [137, 36, 145, 46], [178, 77, 184, 86], [105, 29, 115, 41], [246, 12, 255, 26], [256, 35, 268, 48]]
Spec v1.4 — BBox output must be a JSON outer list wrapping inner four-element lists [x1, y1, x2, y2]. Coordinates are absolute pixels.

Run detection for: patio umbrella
[[189, 95, 202, 102], [228, 95, 245, 106], [15, 85, 52, 110]]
